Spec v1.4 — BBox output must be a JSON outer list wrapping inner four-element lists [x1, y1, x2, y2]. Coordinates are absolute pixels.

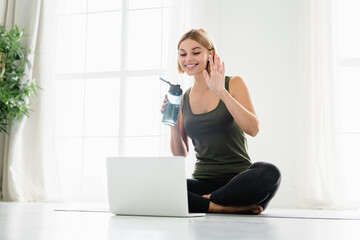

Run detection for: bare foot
[[209, 202, 263, 214], [203, 194, 263, 214]]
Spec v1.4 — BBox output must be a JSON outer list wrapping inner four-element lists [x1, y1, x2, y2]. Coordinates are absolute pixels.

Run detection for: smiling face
[[178, 39, 213, 77]]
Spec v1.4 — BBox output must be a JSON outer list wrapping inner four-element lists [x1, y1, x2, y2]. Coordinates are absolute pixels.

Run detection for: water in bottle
[[160, 77, 183, 126]]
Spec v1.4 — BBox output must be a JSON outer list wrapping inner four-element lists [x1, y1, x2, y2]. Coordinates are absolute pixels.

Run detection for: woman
[[161, 28, 281, 214]]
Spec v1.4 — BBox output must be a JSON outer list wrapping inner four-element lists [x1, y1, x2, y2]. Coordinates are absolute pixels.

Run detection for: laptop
[[106, 156, 206, 217]]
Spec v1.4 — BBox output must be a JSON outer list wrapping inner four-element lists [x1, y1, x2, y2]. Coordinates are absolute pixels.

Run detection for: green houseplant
[[0, 24, 38, 134]]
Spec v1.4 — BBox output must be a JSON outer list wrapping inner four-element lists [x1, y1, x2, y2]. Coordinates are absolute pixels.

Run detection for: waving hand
[[203, 53, 226, 96]]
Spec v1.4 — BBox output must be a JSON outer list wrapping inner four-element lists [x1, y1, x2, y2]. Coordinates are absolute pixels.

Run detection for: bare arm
[[170, 108, 190, 156], [218, 76, 260, 137], [161, 95, 189, 156], [203, 54, 260, 137]]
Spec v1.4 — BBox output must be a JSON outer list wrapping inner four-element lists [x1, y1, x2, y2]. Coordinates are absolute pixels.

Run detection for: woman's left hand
[[203, 53, 226, 97]]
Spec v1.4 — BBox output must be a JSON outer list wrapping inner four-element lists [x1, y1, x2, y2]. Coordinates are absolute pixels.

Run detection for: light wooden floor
[[1, 202, 360, 240]]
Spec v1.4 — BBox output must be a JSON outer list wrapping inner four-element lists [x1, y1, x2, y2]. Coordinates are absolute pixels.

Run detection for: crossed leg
[[187, 162, 281, 214]]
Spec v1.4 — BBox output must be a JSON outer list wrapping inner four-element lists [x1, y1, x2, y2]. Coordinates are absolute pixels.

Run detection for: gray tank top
[[182, 76, 252, 180]]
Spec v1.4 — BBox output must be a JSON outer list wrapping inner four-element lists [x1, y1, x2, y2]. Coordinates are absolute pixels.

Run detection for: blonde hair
[[177, 28, 217, 74]]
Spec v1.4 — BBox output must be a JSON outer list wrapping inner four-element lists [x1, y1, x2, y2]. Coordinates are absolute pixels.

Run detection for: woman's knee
[[251, 162, 281, 186]]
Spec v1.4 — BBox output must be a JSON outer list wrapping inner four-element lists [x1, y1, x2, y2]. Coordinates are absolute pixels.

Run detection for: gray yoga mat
[[253, 209, 360, 220], [54, 204, 360, 220]]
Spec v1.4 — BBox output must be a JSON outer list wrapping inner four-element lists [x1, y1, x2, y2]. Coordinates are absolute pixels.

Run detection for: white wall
[[186, 0, 307, 208]]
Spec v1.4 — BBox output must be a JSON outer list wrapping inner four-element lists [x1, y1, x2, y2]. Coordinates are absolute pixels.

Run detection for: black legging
[[187, 162, 281, 213]]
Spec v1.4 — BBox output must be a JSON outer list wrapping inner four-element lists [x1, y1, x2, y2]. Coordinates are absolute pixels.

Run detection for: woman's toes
[[251, 205, 263, 215]]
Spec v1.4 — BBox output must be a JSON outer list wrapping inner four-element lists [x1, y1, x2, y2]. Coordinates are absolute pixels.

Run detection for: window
[[336, 0, 360, 202], [54, 0, 173, 201]]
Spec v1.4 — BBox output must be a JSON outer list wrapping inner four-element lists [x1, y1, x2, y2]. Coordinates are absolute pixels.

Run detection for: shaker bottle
[[160, 77, 183, 126]]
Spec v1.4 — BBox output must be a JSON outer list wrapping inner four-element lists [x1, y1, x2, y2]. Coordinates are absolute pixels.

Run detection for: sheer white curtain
[[0, 0, 57, 201], [0, 0, 194, 202], [301, 0, 346, 209]]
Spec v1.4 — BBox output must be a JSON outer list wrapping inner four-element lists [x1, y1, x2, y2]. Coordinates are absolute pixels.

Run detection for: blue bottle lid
[[160, 77, 182, 94]]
